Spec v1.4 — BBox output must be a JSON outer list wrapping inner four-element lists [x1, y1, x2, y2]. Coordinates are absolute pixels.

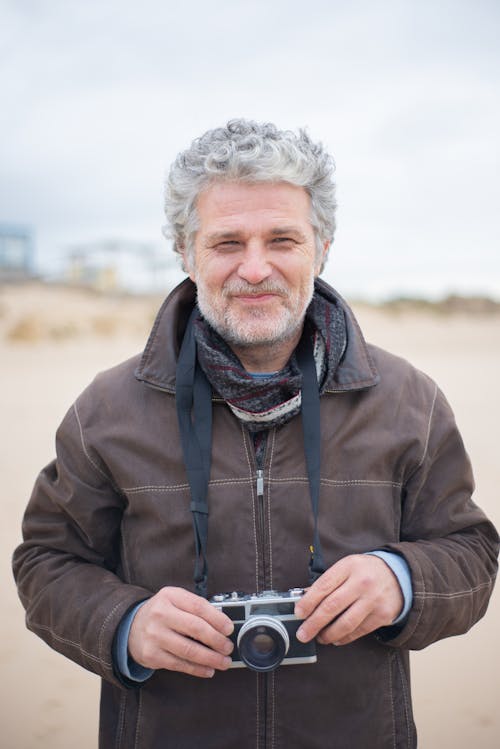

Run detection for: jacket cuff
[[114, 600, 154, 683], [365, 550, 413, 623]]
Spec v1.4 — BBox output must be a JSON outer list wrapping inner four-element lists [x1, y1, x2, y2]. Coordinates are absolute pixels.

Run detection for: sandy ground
[[2, 282, 499, 748]]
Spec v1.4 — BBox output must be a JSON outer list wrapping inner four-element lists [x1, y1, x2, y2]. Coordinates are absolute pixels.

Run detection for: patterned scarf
[[193, 286, 347, 433]]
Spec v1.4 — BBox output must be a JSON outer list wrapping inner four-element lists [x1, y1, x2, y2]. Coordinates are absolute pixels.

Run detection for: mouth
[[233, 293, 281, 303]]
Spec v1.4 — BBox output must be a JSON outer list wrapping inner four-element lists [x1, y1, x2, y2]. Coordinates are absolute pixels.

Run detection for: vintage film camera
[[210, 588, 317, 672]]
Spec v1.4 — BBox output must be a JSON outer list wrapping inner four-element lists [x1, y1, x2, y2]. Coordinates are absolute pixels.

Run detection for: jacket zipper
[[256, 467, 266, 583], [254, 441, 270, 748]]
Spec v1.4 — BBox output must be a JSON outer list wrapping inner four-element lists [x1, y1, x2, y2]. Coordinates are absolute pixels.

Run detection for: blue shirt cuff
[[115, 600, 155, 682], [365, 551, 413, 624]]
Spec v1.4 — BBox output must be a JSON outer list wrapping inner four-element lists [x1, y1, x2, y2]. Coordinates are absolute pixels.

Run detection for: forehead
[[195, 181, 313, 234]]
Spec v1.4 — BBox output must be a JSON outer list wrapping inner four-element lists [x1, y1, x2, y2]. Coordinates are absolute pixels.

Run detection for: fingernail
[[207, 668, 215, 678], [296, 626, 306, 642], [223, 622, 234, 636], [223, 640, 234, 655], [223, 656, 233, 668]]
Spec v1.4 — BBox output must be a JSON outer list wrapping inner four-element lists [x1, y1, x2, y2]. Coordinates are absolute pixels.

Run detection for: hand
[[294, 555, 404, 646], [128, 586, 234, 678]]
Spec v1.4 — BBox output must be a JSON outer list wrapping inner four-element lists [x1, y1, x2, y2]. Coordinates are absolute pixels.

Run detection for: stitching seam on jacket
[[98, 601, 124, 664], [115, 691, 127, 749], [241, 426, 260, 749], [267, 429, 276, 589], [73, 402, 111, 482], [268, 477, 403, 488], [321, 478, 402, 488], [241, 423, 259, 592], [416, 383, 438, 470], [411, 570, 426, 637], [271, 670, 276, 749], [388, 651, 396, 749], [120, 532, 132, 584], [123, 478, 251, 493], [124, 483, 190, 493], [134, 689, 143, 749], [27, 619, 112, 667], [255, 672, 260, 749], [414, 578, 495, 599], [122, 478, 402, 493], [396, 652, 412, 747]]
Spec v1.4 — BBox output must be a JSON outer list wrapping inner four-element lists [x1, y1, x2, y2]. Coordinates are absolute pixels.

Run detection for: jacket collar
[[134, 277, 379, 393]]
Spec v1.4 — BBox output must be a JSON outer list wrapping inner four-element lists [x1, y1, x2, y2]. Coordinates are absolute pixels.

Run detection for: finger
[[296, 582, 355, 642], [129, 589, 234, 668], [153, 650, 217, 679], [142, 630, 231, 675], [315, 600, 370, 645], [294, 561, 350, 619], [130, 616, 233, 672], [318, 609, 383, 647], [163, 587, 234, 636], [161, 607, 234, 656], [158, 630, 232, 671]]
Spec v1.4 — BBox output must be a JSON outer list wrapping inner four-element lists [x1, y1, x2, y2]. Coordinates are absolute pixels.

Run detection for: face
[[185, 181, 326, 349]]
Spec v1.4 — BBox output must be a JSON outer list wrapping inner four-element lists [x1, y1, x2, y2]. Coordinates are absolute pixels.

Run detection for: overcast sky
[[1, 0, 499, 299]]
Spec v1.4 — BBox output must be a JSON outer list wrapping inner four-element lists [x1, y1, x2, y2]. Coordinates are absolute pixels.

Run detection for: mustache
[[222, 281, 288, 297]]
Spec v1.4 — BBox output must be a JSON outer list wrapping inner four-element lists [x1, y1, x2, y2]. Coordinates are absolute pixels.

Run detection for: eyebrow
[[203, 226, 308, 246], [269, 226, 308, 241], [203, 230, 241, 245]]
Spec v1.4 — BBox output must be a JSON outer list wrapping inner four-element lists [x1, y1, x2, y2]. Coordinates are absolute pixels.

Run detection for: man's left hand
[[294, 554, 404, 646]]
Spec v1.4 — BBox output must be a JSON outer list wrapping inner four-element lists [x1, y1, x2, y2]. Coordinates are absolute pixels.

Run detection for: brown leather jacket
[[13, 278, 498, 749]]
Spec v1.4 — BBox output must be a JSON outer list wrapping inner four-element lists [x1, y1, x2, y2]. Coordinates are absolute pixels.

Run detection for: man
[[13, 119, 498, 749]]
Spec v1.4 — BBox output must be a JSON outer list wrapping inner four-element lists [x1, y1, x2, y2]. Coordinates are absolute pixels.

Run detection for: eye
[[216, 240, 240, 250], [271, 237, 295, 246]]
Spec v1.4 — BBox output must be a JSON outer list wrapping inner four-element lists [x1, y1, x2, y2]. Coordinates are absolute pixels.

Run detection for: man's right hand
[[128, 587, 234, 678]]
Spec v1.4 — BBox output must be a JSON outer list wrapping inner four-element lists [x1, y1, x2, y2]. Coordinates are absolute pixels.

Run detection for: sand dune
[[2, 282, 499, 748]]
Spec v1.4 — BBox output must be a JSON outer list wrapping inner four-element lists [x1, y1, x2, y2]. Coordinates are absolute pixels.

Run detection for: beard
[[195, 277, 315, 349]]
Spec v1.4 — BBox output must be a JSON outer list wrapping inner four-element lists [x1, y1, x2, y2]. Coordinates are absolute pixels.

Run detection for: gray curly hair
[[163, 119, 336, 273]]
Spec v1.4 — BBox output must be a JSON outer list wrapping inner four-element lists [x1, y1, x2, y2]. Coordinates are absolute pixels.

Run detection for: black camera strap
[[176, 307, 212, 597], [296, 323, 326, 583], [175, 309, 326, 598]]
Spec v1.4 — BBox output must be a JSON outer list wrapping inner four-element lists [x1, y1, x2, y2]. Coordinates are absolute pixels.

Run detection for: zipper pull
[[256, 469, 264, 497]]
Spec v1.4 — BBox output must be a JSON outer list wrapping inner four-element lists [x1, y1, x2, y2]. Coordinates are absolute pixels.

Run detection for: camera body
[[210, 588, 317, 672]]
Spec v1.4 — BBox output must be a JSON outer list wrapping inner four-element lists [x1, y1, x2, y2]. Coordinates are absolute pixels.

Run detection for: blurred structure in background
[[0, 224, 36, 282], [64, 239, 179, 294]]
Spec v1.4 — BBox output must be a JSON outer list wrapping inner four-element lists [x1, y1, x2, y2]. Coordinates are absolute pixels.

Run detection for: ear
[[186, 261, 196, 283], [180, 247, 196, 281], [314, 240, 330, 276]]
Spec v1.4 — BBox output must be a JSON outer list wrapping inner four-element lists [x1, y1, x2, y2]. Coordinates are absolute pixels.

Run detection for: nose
[[237, 241, 272, 285]]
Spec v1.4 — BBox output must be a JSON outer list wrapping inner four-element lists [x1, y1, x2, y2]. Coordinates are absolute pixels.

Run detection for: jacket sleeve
[[381, 384, 499, 650], [12, 398, 153, 689]]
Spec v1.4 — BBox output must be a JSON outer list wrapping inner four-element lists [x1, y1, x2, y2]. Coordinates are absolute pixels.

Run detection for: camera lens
[[237, 616, 290, 672], [252, 632, 275, 655]]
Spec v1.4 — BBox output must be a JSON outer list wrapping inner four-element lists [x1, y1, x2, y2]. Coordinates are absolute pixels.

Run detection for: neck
[[230, 327, 303, 373]]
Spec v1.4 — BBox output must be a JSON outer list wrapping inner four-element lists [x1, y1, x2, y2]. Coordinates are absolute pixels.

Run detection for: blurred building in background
[[64, 239, 180, 294], [0, 224, 36, 281]]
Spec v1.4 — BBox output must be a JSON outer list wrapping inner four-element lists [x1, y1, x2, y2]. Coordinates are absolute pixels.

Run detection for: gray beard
[[195, 283, 314, 349]]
